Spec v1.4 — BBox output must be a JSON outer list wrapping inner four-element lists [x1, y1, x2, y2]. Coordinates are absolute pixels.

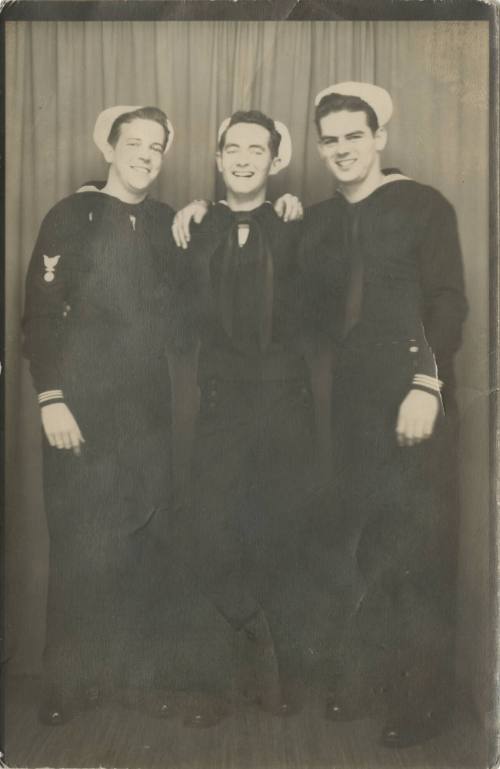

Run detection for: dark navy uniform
[[179, 201, 323, 696], [301, 176, 467, 712], [23, 189, 191, 701]]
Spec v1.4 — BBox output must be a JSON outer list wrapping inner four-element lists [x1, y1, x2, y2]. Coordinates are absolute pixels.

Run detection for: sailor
[[170, 111, 320, 724], [301, 82, 468, 746], [22, 105, 193, 725]]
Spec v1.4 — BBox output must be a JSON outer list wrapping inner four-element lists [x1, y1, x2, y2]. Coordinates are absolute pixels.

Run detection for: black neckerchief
[[217, 204, 274, 353]]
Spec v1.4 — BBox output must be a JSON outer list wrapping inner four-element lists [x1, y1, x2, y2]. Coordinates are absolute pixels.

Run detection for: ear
[[268, 156, 283, 177], [215, 151, 223, 173], [102, 142, 115, 164], [374, 127, 388, 152]]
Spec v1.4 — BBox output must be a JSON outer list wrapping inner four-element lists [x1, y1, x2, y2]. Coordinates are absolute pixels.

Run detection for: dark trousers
[[187, 376, 319, 684], [318, 341, 459, 700], [42, 374, 179, 697]]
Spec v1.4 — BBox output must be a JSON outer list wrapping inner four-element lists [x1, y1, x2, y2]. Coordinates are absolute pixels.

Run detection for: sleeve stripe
[[412, 375, 443, 391], [38, 389, 64, 404]]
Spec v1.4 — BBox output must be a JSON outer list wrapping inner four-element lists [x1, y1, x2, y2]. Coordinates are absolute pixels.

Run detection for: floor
[[2, 675, 489, 769]]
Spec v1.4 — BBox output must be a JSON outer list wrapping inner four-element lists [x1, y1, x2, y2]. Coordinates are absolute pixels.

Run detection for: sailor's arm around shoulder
[[172, 194, 304, 249]]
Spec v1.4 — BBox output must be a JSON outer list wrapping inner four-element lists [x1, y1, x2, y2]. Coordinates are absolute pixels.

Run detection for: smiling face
[[317, 109, 387, 189], [103, 118, 165, 198], [216, 122, 281, 202]]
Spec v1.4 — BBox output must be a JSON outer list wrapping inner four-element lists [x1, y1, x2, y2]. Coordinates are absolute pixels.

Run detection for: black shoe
[[182, 693, 228, 728], [325, 677, 385, 722], [235, 610, 283, 714], [154, 699, 177, 719], [81, 685, 101, 710], [147, 690, 179, 720], [380, 707, 449, 748], [268, 685, 303, 717], [380, 660, 453, 747], [38, 691, 74, 726], [117, 686, 178, 719]]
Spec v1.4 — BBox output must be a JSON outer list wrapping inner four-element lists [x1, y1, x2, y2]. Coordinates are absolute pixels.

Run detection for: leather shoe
[[118, 686, 178, 719], [380, 660, 453, 747], [38, 692, 74, 726], [81, 685, 101, 710], [258, 678, 304, 717], [380, 707, 449, 748], [325, 677, 385, 722], [182, 693, 228, 728], [148, 691, 178, 719], [235, 610, 283, 713]]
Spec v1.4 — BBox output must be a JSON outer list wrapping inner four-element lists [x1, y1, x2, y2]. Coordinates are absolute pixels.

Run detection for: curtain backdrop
[[5, 20, 490, 711]]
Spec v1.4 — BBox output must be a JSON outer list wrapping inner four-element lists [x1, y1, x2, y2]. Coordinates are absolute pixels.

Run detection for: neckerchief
[[218, 206, 274, 352]]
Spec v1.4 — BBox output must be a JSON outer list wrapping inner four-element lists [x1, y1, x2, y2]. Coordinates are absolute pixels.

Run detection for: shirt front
[[22, 190, 178, 404], [301, 176, 468, 393], [183, 201, 305, 382]]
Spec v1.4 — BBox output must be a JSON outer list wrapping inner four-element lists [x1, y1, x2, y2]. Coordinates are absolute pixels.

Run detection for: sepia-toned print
[[2, 8, 494, 769]]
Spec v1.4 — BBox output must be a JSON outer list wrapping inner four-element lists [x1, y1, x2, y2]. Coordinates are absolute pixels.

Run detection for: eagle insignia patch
[[43, 254, 61, 283]]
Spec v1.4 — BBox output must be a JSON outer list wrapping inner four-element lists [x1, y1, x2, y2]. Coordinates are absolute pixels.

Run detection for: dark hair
[[107, 107, 170, 150], [314, 93, 379, 135], [218, 110, 281, 157]]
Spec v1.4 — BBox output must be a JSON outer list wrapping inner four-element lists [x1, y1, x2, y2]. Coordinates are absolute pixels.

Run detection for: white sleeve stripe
[[413, 375, 442, 383], [38, 390, 64, 403], [413, 374, 443, 385], [412, 376, 442, 391]]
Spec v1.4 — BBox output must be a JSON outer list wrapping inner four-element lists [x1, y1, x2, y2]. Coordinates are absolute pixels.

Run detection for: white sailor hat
[[314, 82, 393, 127], [217, 114, 292, 171], [93, 105, 175, 156]]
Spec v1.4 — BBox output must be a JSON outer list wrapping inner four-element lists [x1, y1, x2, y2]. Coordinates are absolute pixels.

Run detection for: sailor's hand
[[41, 402, 85, 455], [274, 194, 304, 223], [172, 200, 210, 249], [396, 389, 440, 447]]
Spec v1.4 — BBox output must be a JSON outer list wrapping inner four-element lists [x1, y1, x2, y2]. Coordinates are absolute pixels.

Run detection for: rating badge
[[43, 254, 61, 283]]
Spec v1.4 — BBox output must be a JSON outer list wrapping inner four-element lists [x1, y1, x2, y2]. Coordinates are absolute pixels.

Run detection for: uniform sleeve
[[418, 193, 468, 376], [163, 211, 219, 355], [409, 324, 443, 398], [22, 204, 72, 405], [297, 207, 346, 349]]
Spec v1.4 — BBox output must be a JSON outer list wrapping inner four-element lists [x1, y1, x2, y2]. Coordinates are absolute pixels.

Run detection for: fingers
[[275, 194, 304, 223], [274, 197, 285, 219], [172, 203, 209, 250], [285, 198, 304, 223], [46, 427, 85, 454], [396, 417, 433, 447], [74, 427, 85, 455], [62, 431, 73, 450], [45, 430, 57, 448], [172, 215, 188, 250], [50, 431, 66, 450], [178, 213, 191, 250], [172, 219, 181, 249]]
